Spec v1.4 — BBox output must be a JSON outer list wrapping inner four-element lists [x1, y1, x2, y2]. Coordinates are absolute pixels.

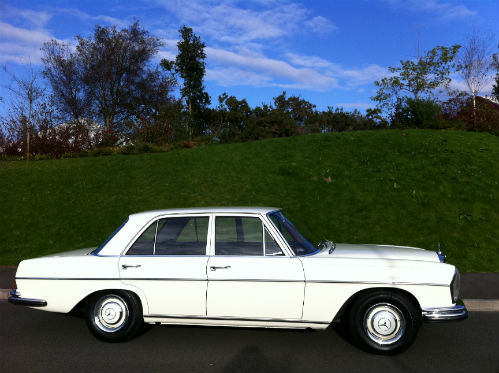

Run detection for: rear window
[[91, 218, 129, 255]]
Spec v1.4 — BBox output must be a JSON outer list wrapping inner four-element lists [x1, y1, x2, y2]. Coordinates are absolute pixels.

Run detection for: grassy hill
[[1, 129, 498, 272]]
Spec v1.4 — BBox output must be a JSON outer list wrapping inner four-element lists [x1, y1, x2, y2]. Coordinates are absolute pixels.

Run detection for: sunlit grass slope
[[1, 129, 498, 271]]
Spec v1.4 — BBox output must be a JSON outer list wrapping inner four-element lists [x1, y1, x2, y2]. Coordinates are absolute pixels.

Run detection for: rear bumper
[[8, 290, 47, 307], [421, 301, 468, 322]]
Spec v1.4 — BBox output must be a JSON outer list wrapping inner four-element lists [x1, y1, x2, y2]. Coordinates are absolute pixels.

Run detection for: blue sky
[[0, 0, 498, 113]]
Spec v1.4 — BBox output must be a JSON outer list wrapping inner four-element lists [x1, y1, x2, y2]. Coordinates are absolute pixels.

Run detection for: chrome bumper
[[8, 290, 47, 307], [422, 302, 468, 322]]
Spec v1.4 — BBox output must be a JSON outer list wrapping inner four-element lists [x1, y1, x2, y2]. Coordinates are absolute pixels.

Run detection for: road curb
[[463, 299, 499, 312], [0, 288, 498, 312], [0, 289, 10, 300]]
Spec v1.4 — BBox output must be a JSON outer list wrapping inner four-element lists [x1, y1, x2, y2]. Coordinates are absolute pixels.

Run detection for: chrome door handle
[[122, 264, 142, 269], [210, 265, 231, 271]]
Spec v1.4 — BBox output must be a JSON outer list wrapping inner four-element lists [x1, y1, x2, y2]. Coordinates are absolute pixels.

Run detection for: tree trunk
[[26, 130, 30, 160], [27, 97, 32, 160], [472, 93, 477, 129], [187, 100, 192, 140]]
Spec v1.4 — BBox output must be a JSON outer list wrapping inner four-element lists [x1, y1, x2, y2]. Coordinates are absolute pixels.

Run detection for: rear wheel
[[86, 291, 143, 342], [348, 291, 420, 354]]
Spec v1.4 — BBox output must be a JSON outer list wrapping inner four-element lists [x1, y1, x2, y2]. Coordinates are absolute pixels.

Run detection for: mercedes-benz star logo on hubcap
[[377, 318, 391, 330]]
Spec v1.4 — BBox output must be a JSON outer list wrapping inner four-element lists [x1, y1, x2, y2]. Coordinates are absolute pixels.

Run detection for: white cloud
[[335, 102, 374, 109], [206, 67, 274, 87], [156, 49, 177, 62], [384, 0, 476, 20], [304, 16, 337, 34], [449, 74, 495, 96], [1, 5, 52, 28], [55, 8, 126, 27], [285, 53, 332, 68], [0, 5, 130, 65], [154, 0, 335, 45], [285, 52, 388, 88], [0, 22, 56, 64], [205, 47, 338, 91]]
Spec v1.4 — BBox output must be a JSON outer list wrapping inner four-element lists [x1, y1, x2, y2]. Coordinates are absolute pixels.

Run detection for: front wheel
[[348, 291, 420, 354], [86, 291, 143, 342]]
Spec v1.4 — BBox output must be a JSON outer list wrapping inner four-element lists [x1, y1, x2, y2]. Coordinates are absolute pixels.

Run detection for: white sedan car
[[9, 207, 467, 353]]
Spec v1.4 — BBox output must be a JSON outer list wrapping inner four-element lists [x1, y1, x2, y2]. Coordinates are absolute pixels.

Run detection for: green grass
[[1, 129, 498, 272]]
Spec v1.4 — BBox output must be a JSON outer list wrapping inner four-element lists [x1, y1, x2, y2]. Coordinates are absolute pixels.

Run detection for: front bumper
[[8, 290, 47, 307], [421, 301, 468, 322]]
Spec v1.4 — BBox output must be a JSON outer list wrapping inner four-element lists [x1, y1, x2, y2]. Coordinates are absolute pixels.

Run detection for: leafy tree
[[273, 91, 315, 133], [373, 45, 461, 118], [244, 104, 294, 140], [161, 26, 210, 139], [210, 93, 251, 142]]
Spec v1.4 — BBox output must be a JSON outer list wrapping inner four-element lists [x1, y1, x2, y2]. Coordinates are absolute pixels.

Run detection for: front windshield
[[267, 211, 318, 256]]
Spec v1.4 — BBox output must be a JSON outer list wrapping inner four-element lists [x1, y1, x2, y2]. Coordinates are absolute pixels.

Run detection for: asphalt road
[[1, 302, 498, 373]]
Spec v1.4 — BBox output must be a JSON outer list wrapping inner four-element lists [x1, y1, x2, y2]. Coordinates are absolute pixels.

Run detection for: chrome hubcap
[[364, 303, 405, 345], [93, 295, 129, 333]]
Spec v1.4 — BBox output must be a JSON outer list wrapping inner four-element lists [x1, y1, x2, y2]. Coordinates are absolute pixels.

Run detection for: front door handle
[[210, 265, 231, 271], [122, 264, 142, 269]]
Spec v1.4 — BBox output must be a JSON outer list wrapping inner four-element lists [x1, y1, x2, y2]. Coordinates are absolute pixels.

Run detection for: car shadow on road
[[219, 345, 292, 373]]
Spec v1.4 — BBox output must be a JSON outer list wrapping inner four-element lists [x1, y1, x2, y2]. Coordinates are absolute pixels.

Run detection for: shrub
[[394, 98, 442, 128], [89, 147, 114, 157]]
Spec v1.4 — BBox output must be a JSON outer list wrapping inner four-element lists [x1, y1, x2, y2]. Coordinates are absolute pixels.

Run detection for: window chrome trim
[[122, 214, 211, 257], [152, 220, 159, 256]]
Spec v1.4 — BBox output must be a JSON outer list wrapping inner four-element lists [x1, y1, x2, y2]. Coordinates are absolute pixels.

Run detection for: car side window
[[215, 216, 263, 256], [155, 217, 209, 255], [265, 228, 284, 256], [126, 221, 157, 255], [126, 216, 209, 256]]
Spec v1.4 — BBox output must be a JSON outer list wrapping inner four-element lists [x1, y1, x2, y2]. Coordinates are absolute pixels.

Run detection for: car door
[[119, 214, 210, 317], [206, 214, 305, 320]]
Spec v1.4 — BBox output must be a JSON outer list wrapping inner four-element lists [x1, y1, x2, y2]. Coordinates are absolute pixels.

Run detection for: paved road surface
[[1, 302, 498, 373]]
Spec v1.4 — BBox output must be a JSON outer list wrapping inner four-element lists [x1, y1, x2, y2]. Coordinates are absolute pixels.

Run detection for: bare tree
[[1, 63, 46, 158], [41, 40, 89, 126], [76, 22, 164, 134], [459, 30, 493, 128]]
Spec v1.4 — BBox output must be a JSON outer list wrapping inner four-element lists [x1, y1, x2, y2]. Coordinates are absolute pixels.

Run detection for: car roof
[[96, 207, 282, 256], [129, 206, 281, 219]]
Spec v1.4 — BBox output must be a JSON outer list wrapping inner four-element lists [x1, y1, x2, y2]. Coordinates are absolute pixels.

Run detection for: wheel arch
[[69, 287, 148, 316], [332, 287, 422, 322]]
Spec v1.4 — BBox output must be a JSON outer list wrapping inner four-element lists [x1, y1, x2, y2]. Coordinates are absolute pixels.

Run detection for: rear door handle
[[210, 265, 231, 271], [122, 264, 142, 269]]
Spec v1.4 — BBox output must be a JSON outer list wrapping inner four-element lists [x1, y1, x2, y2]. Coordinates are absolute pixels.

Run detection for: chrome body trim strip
[[306, 280, 448, 287], [144, 314, 329, 324], [15, 277, 205, 281], [421, 302, 468, 322], [8, 290, 47, 307], [15, 276, 448, 286]]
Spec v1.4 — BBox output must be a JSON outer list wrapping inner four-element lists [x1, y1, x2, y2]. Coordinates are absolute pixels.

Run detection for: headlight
[[450, 269, 461, 303]]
